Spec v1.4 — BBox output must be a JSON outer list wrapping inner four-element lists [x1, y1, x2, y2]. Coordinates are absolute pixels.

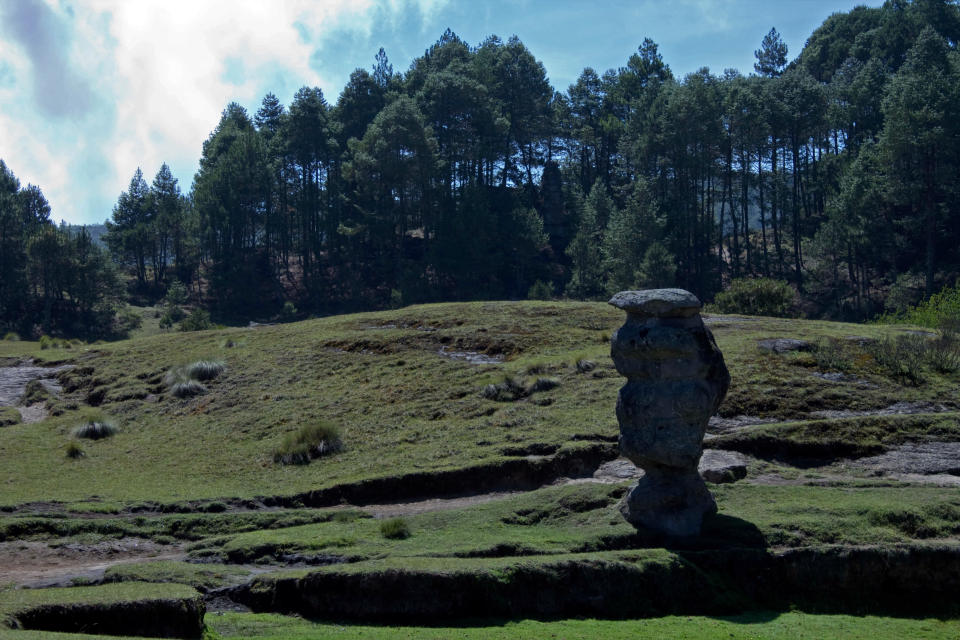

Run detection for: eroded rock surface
[[610, 288, 730, 536], [855, 442, 960, 476], [699, 449, 749, 484], [757, 338, 813, 354]]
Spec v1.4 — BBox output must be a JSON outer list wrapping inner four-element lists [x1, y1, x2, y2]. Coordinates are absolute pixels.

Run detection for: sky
[[0, 0, 880, 226]]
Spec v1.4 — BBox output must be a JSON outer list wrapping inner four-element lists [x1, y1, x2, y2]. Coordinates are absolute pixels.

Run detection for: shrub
[[885, 273, 924, 314], [185, 360, 225, 381], [926, 337, 960, 373], [3, 332, 19, 341], [160, 305, 186, 329], [39, 335, 54, 350], [280, 301, 298, 322], [380, 517, 411, 540], [65, 442, 85, 459], [72, 411, 118, 440], [902, 283, 960, 329], [165, 280, 189, 306], [527, 280, 554, 300], [813, 338, 852, 372], [867, 335, 927, 384], [273, 422, 343, 465], [179, 308, 212, 332], [389, 289, 403, 309], [529, 377, 560, 393], [114, 306, 143, 334], [713, 277, 795, 317]]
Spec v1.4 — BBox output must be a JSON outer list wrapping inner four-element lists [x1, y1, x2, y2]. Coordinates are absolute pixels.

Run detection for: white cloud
[[0, 0, 446, 223]]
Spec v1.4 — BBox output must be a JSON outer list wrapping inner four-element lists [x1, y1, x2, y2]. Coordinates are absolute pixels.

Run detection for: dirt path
[[0, 538, 184, 588]]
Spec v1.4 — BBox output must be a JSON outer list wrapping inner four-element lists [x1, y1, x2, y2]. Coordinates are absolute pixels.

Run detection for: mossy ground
[[1, 302, 959, 633]]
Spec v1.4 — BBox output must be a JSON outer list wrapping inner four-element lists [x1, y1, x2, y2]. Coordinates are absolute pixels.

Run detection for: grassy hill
[[1, 300, 959, 637]]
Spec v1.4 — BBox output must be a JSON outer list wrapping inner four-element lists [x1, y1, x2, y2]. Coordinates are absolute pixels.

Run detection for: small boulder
[[757, 338, 813, 354], [699, 449, 749, 484]]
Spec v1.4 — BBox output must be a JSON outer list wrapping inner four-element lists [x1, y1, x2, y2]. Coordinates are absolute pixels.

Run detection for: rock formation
[[609, 288, 730, 536]]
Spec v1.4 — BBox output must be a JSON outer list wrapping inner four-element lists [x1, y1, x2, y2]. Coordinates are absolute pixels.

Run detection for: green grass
[[2, 301, 954, 507], [103, 560, 251, 591], [190, 482, 960, 566], [205, 483, 630, 563], [0, 612, 957, 640], [0, 407, 20, 427], [0, 581, 198, 626], [1, 301, 960, 628], [204, 611, 960, 640]]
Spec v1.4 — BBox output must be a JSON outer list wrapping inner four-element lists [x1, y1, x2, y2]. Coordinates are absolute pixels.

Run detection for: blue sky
[[0, 0, 878, 225]]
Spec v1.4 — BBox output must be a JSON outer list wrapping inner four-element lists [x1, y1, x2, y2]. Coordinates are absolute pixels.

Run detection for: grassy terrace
[[1, 301, 959, 636], [1, 301, 953, 507]]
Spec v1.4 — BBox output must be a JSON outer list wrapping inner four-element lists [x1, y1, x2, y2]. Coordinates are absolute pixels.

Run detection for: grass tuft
[[575, 358, 596, 373], [71, 410, 118, 440], [165, 359, 223, 397], [3, 331, 19, 341], [529, 377, 560, 393], [185, 360, 226, 381], [380, 517, 411, 540], [170, 380, 206, 399], [65, 442, 86, 458], [273, 422, 343, 465]]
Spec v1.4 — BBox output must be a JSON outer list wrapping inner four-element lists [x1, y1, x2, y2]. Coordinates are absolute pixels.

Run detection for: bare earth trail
[[0, 538, 185, 588]]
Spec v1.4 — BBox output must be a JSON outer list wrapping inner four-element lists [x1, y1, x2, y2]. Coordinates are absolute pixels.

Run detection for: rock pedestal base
[[619, 468, 717, 537]]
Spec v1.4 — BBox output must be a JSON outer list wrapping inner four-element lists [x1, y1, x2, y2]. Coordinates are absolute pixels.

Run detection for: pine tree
[[755, 27, 788, 77]]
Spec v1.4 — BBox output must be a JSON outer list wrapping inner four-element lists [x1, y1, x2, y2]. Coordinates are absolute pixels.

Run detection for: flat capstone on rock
[[608, 288, 702, 318]]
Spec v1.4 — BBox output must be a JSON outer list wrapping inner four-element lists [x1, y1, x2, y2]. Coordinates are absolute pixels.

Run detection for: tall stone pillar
[[609, 289, 730, 536]]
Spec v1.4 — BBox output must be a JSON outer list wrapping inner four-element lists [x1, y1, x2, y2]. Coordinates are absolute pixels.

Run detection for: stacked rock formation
[[609, 289, 730, 536]]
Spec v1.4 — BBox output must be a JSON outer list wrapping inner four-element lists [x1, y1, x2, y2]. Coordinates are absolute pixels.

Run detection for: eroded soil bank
[[229, 544, 960, 621]]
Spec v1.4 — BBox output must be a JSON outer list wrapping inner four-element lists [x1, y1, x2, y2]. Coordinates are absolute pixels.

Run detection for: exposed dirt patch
[[0, 361, 71, 407], [0, 538, 184, 588], [437, 346, 504, 365]]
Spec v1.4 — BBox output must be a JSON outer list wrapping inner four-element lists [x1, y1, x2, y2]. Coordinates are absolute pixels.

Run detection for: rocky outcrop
[[609, 289, 730, 536]]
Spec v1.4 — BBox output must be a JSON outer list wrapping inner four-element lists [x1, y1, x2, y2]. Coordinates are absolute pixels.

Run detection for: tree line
[[3, 0, 960, 336], [0, 161, 123, 337]]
